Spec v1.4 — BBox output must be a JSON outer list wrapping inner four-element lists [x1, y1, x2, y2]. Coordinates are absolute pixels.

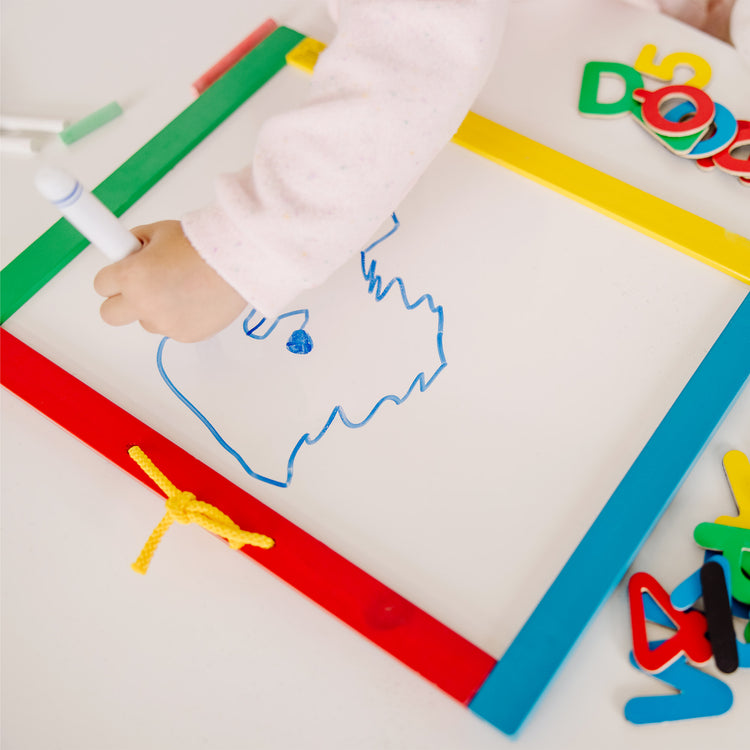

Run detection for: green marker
[[59, 101, 123, 145]]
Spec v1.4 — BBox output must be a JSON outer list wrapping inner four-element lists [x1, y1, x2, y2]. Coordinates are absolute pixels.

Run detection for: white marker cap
[[34, 165, 80, 205], [34, 165, 141, 261]]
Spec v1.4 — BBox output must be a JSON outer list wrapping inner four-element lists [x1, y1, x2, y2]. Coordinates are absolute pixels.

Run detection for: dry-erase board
[[1, 0, 748, 746]]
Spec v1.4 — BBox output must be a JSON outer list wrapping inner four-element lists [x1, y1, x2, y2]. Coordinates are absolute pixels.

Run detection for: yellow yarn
[[128, 446, 274, 574]]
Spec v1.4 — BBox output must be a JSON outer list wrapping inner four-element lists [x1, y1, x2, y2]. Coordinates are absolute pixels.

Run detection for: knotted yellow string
[[128, 446, 274, 574]]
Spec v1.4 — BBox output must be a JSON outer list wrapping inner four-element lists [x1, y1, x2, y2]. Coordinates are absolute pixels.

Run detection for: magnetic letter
[[578, 61, 644, 117]]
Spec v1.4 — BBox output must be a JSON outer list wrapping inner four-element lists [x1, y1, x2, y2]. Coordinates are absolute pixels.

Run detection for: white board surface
[[2, 1, 748, 748]]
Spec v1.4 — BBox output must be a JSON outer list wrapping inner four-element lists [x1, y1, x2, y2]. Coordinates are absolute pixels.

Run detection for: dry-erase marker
[[0, 134, 41, 155], [59, 102, 123, 145], [191, 19, 277, 95], [34, 166, 141, 261], [0, 114, 68, 133]]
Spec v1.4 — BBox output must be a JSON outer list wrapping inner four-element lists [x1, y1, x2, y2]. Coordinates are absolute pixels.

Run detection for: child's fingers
[[94, 226, 154, 297], [129, 224, 156, 242], [99, 294, 139, 327], [93, 267, 117, 297], [93, 256, 132, 297]]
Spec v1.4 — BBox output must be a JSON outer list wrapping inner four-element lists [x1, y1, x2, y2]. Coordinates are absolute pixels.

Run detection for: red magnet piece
[[694, 120, 750, 179], [628, 572, 712, 673], [712, 120, 750, 177], [633, 85, 715, 136]]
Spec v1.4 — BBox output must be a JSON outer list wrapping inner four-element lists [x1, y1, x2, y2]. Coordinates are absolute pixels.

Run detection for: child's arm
[[94, 0, 508, 342]]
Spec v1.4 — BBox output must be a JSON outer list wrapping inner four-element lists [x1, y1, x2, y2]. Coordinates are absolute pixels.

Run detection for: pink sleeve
[[181, 0, 507, 318]]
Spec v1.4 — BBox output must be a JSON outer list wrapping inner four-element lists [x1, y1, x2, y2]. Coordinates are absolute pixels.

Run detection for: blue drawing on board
[[243, 308, 314, 354], [156, 213, 447, 488], [285, 328, 313, 354]]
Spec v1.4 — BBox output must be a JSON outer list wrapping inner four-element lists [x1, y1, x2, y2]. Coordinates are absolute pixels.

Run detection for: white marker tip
[[34, 165, 79, 204]]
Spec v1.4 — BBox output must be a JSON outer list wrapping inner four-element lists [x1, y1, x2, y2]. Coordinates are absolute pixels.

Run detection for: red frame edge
[[0, 326, 496, 703]]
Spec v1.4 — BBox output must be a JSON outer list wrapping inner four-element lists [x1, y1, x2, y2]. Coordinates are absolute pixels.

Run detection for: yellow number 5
[[634, 44, 712, 88]]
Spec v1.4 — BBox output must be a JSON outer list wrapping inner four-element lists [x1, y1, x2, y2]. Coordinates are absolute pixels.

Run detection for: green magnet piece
[[693, 522, 750, 604], [0, 26, 305, 325], [578, 61, 644, 118], [59, 101, 124, 145], [630, 103, 711, 155]]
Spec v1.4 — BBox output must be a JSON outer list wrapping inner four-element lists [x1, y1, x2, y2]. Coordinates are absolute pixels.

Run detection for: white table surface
[[2, 1, 748, 748]]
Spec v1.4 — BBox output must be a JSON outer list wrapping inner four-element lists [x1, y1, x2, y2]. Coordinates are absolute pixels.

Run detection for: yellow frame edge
[[286, 37, 750, 285]]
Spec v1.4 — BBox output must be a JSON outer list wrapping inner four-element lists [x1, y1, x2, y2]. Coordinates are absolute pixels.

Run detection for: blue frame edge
[[469, 291, 750, 736]]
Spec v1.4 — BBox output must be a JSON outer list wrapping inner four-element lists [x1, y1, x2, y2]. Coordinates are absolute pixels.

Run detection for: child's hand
[[94, 220, 247, 343]]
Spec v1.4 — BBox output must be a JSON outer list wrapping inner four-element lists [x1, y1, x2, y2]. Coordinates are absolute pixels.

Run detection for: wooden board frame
[[2, 27, 749, 739]]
